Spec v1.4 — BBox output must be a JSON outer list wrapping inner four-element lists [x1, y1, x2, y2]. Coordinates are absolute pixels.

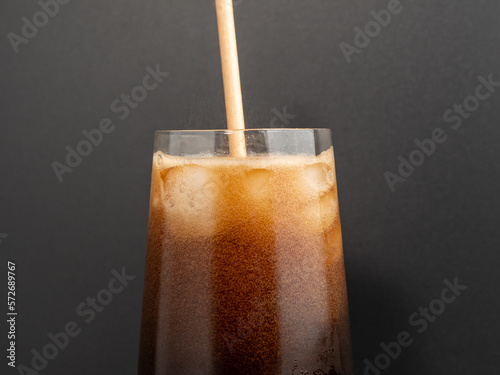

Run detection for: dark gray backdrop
[[1, 0, 499, 374]]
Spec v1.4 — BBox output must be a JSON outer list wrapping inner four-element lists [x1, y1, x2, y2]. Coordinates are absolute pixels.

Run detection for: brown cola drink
[[139, 129, 353, 375]]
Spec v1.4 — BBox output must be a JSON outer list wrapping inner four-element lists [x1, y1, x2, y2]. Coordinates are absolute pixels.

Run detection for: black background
[[1, 0, 499, 374]]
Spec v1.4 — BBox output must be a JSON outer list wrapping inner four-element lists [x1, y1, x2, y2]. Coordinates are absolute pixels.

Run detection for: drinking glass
[[139, 129, 352, 375]]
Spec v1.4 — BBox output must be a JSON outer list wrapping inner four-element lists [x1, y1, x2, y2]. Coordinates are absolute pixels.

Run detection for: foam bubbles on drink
[[203, 181, 219, 199], [167, 197, 175, 208], [245, 169, 273, 198]]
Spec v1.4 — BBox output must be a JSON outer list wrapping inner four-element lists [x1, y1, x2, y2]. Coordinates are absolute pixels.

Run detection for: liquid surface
[[139, 148, 353, 375]]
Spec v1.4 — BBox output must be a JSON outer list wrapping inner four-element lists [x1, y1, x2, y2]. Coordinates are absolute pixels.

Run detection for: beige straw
[[215, 0, 247, 157]]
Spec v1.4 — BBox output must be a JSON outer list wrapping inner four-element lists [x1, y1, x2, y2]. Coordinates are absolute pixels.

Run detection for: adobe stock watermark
[[270, 106, 297, 127], [7, 0, 71, 54], [384, 73, 500, 192], [339, 0, 412, 63], [15, 268, 135, 375], [51, 64, 169, 182], [363, 277, 467, 374]]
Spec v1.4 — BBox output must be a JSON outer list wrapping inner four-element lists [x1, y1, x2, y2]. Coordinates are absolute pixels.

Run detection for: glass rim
[[153, 128, 333, 157], [155, 128, 331, 134]]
